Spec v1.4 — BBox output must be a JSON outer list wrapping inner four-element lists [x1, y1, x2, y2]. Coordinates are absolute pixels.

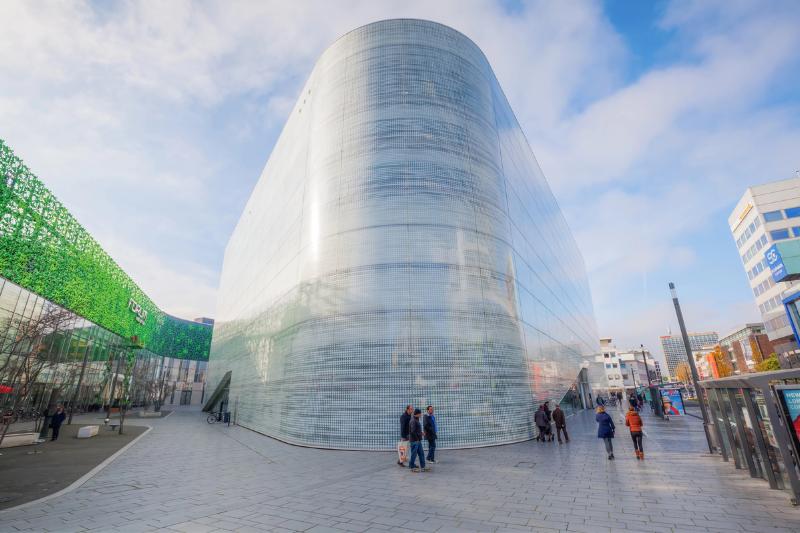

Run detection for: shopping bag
[[397, 440, 408, 463]]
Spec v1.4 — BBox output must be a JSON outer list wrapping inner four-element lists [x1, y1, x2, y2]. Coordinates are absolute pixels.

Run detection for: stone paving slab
[[1, 405, 799, 532]]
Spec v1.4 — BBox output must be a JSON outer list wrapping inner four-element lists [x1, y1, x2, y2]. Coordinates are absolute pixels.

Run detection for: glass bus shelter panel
[[709, 389, 734, 464], [745, 388, 783, 489], [720, 389, 747, 469], [731, 389, 761, 478]]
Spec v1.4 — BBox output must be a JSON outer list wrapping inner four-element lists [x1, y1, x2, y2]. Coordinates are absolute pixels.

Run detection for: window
[[764, 211, 784, 222], [770, 229, 790, 240], [793, 227, 800, 237], [603, 353, 609, 358], [605, 364, 612, 368], [612, 363, 618, 368], [786, 207, 800, 218]]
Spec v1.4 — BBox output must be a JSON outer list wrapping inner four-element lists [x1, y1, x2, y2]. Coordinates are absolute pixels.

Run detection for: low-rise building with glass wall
[[208, 19, 599, 450], [0, 139, 212, 425]]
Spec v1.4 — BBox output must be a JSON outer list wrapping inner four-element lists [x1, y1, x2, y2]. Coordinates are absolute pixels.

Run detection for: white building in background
[[729, 178, 800, 356], [597, 338, 661, 392], [660, 332, 719, 380]]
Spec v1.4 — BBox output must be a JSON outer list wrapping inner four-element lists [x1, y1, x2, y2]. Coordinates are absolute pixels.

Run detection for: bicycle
[[207, 413, 221, 424]]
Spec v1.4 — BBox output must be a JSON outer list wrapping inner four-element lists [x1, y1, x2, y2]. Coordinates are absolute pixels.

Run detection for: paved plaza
[[2, 406, 800, 533]]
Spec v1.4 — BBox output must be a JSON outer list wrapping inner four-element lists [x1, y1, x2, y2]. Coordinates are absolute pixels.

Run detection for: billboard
[[660, 388, 685, 416], [775, 386, 800, 457]]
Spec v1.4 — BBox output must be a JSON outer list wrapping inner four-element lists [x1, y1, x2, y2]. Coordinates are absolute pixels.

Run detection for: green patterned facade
[[0, 139, 211, 360]]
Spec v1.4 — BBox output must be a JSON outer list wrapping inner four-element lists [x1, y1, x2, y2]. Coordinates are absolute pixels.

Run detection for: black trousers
[[556, 425, 569, 442], [51, 424, 61, 441], [630, 431, 643, 452]]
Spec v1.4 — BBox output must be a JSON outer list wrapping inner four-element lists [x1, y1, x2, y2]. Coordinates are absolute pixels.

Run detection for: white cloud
[[1, 0, 799, 362]]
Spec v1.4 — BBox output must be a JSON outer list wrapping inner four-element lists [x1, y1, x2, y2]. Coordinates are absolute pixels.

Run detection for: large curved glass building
[[209, 19, 598, 449]]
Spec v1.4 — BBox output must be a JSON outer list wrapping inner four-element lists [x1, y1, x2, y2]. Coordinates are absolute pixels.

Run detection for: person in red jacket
[[625, 406, 644, 459]]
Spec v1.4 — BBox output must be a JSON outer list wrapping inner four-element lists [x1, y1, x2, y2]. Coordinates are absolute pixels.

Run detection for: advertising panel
[[775, 386, 800, 457], [660, 387, 685, 416]]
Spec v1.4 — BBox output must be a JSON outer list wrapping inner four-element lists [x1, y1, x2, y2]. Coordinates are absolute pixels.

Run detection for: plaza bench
[[77, 425, 99, 439]]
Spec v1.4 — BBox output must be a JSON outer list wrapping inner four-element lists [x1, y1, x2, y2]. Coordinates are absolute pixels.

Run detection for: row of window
[[765, 313, 790, 333], [742, 234, 768, 264], [753, 276, 776, 298], [736, 217, 762, 249], [769, 227, 800, 241], [763, 206, 800, 222], [759, 294, 783, 314], [748, 258, 769, 281]]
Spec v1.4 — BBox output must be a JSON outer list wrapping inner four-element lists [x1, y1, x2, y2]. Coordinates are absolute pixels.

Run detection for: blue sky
[[1, 0, 799, 363]]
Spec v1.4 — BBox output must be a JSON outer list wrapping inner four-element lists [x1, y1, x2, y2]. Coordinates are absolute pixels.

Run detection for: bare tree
[[0, 304, 75, 447]]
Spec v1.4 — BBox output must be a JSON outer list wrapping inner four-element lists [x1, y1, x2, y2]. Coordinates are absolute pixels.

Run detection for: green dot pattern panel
[[0, 139, 211, 360]]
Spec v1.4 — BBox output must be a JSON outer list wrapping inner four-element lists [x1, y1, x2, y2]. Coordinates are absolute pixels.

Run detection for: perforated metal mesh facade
[[209, 19, 598, 449]]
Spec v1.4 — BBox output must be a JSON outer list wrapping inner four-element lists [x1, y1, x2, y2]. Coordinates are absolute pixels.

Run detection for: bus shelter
[[700, 369, 800, 505]]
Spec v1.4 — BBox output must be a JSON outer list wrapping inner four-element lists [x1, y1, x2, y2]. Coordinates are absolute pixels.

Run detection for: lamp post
[[640, 343, 664, 418], [669, 282, 714, 453]]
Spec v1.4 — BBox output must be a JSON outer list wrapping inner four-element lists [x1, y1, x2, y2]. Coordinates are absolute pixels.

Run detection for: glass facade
[[209, 19, 599, 449], [0, 277, 206, 425]]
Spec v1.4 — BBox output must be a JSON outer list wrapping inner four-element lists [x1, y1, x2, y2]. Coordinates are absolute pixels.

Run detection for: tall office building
[[660, 332, 719, 379], [208, 19, 599, 450], [729, 178, 800, 355]]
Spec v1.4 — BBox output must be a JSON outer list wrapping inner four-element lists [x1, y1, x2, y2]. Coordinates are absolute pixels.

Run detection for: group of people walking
[[398, 405, 437, 472], [596, 403, 645, 460], [395, 397, 646, 467], [534, 402, 569, 443]]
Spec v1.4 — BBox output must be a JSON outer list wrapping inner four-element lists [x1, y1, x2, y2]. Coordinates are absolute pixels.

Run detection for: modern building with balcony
[[207, 19, 599, 450]]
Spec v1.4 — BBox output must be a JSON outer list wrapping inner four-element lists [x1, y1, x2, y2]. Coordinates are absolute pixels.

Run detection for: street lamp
[[669, 282, 714, 453], [639, 343, 664, 418]]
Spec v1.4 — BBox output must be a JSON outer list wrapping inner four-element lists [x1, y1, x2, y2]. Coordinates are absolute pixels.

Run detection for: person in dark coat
[[408, 409, 429, 472], [423, 405, 438, 463], [629, 394, 638, 411], [50, 405, 66, 441], [543, 402, 553, 441], [398, 405, 413, 466], [534, 405, 549, 442], [552, 405, 569, 443], [596, 405, 615, 459]]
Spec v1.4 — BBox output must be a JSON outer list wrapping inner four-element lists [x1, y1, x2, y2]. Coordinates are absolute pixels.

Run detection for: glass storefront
[[0, 277, 208, 432]]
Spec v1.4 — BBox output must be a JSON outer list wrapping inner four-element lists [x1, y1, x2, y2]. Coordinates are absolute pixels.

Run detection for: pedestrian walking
[[423, 405, 437, 463], [616, 391, 622, 403], [408, 409, 429, 472], [50, 405, 66, 441], [397, 405, 412, 466], [534, 404, 549, 442], [596, 395, 605, 407], [625, 406, 645, 460], [596, 405, 615, 460], [543, 401, 553, 441], [629, 394, 638, 411], [552, 404, 569, 443]]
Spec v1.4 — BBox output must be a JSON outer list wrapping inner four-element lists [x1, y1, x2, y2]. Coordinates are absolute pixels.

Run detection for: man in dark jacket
[[398, 405, 413, 466], [50, 405, 66, 441], [534, 405, 549, 442], [423, 405, 438, 463], [552, 405, 569, 443], [408, 409, 429, 471]]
